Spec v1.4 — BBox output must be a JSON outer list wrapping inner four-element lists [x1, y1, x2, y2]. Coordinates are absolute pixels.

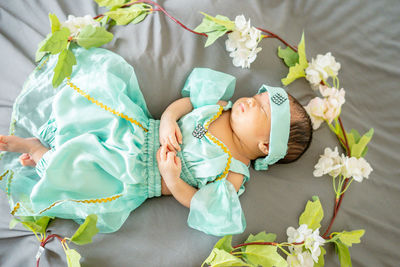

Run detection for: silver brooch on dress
[[271, 93, 287, 105], [192, 124, 207, 139]]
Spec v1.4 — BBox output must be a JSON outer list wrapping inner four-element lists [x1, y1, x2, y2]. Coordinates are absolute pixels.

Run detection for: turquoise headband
[[254, 85, 290, 171]]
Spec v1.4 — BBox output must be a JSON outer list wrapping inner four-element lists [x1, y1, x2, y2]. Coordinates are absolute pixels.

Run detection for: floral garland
[[10, 0, 375, 266]]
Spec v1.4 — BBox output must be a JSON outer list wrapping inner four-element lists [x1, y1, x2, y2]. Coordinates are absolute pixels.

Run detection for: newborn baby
[[0, 47, 312, 236]]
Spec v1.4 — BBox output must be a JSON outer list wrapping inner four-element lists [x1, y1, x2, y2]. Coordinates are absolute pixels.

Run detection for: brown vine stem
[[36, 234, 64, 267], [322, 117, 351, 237], [256, 27, 298, 52], [232, 241, 279, 249], [338, 116, 351, 156], [130, 0, 208, 37], [93, 1, 298, 49]]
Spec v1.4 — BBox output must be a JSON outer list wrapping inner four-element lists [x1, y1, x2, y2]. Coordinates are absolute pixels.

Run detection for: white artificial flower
[[225, 15, 262, 69], [341, 155, 358, 179], [305, 52, 341, 86], [234, 15, 250, 32], [358, 157, 373, 180], [313, 147, 342, 178], [287, 224, 312, 243], [304, 97, 326, 130], [341, 155, 373, 182], [62, 14, 100, 37], [304, 86, 345, 129], [305, 68, 322, 87], [287, 250, 315, 267], [304, 228, 326, 262], [320, 85, 346, 124]]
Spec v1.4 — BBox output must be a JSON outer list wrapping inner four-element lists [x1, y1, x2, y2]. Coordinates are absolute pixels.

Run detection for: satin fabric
[[0, 47, 250, 236]]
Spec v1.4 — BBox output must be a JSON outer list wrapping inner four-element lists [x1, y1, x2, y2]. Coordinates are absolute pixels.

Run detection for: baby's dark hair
[[278, 93, 313, 163]]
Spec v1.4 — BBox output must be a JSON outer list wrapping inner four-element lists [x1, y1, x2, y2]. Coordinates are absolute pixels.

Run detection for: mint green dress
[[0, 47, 250, 236]]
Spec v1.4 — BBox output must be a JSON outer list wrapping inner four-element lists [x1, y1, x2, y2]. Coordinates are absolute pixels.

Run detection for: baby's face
[[230, 92, 271, 155]]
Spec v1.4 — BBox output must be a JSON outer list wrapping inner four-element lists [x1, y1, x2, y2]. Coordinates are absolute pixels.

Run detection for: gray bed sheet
[[0, 0, 399, 266]]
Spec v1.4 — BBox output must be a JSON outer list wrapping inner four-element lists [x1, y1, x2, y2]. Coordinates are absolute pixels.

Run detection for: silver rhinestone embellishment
[[271, 93, 287, 105], [192, 124, 207, 139]]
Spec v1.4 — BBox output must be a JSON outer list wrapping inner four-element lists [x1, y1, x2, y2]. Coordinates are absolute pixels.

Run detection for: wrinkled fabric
[[0, 47, 250, 236], [188, 179, 246, 236]]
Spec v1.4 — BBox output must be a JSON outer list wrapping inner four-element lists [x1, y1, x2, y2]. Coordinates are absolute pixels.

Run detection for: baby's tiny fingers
[[160, 145, 168, 161], [166, 142, 175, 152], [174, 155, 181, 168], [166, 151, 175, 163], [176, 128, 183, 144], [169, 135, 180, 151]]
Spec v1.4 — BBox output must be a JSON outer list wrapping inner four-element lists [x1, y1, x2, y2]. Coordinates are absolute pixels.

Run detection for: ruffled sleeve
[[187, 179, 246, 236], [181, 68, 236, 109]]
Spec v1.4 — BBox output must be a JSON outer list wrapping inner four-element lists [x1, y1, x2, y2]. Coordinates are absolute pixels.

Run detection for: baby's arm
[[161, 98, 228, 120], [161, 97, 193, 121], [159, 97, 192, 151], [157, 145, 243, 208], [159, 98, 228, 151]]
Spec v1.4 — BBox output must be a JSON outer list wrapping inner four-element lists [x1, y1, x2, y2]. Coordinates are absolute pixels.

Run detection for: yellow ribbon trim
[[36, 56, 49, 70], [11, 202, 20, 215], [39, 194, 123, 214], [66, 77, 148, 132], [5, 170, 14, 197], [204, 105, 232, 181], [0, 170, 9, 181]]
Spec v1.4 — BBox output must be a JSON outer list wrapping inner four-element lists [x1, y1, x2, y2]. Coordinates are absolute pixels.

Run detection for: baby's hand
[[156, 145, 182, 181], [159, 115, 183, 151]]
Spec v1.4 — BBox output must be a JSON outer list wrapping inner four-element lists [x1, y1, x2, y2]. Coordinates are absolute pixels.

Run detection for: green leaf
[[70, 214, 99, 245], [299, 196, 324, 231], [361, 146, 369, 157], [194, 16, 225, 33], [35, 216, 52, 234], [315, 246, 326, 267], [49, 13, 61, 33], [40, 27, 70, 55], [200, 12, 235, 31], [98, 15, 110, 27], [334, 240, 352, 267], [281, 63, 306, 85], [346, 129, 363, 156], [76, 25, 113, 48], [203, 248, 251, 267], [65, 249, 81, 267], [241, 232, 283, 267], [281, 32, 308, 86], [9, 218, 20, 229], [21, 221, 43, 233], [52, 48, 76, 87], [105, 4, 150, 25], [297, 31, 307, 67], [244, 231, 277, 244], [94, 0, 126, 8], [214, 235, 233, 253], [350, 128, 374, 158], [244, 244, 287, 267], [130, 12, 148, 24], [204, 30, 228, 47], [335, 230, 365, 247], [349, 129, 361, 143], [194, 13, 234, 47], [36, 34, 51, 62], [278, 46, 299, 67]]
